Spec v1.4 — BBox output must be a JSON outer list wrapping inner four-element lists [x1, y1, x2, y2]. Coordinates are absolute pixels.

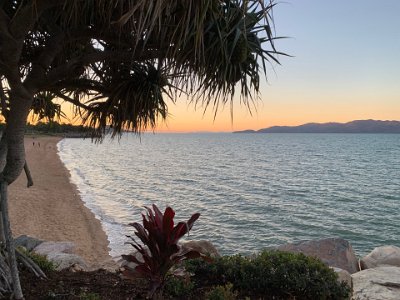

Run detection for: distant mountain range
[[234, 120, 400, 134]]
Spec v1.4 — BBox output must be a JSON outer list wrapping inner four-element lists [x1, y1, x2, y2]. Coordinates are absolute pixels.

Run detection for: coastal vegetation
[[0, 0, 283, 298], [2, 121, 89, 135], [117, 204, 350, 299], [13, 201, 353, 299], [25, 122, 89, 136], [17, 247, 57, 273], [122, 205, 202, 298], [17, 242, 351, 299], [184, 252, 351, 299]]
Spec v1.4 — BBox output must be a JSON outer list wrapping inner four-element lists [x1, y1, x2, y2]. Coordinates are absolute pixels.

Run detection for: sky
[[154, 0, 400, 132]]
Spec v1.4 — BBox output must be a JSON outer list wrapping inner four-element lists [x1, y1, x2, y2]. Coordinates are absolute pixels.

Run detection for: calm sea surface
[[58, 133, 400, 258]]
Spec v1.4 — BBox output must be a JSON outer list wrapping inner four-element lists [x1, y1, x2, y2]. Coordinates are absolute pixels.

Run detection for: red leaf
[[132, 223, 149, 245], [171, 223, 186, 244], [187, 213, 200, 229], [152, 204, 164, 229], [131, 243, 144, 254], [170, 213, 200, 243], [163, 207, 175, 239], [125, 205, 200, 293], [144, 206, 156, 226]]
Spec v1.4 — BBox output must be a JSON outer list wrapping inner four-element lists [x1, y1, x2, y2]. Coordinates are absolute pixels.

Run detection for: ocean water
[[57, 133, 400, 258]]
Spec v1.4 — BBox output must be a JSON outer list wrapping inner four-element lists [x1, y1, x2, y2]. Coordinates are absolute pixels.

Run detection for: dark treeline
[[0, 121, 90, 136]]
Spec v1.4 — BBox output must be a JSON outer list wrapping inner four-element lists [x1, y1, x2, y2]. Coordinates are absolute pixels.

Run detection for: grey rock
[[274, 237, 359, 273], [46, 252, 88, 271], [14, 235, 43, 251], [181, 240, 220, 258], [33, 241, 75, 256], [361, 245, 400, 269], [352, 266, 400, 300], [331, 267, 352, 289]]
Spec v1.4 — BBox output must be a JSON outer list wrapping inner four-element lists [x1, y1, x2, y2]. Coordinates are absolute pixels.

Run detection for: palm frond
[[9, 0, 285, 139], [30, 91, 66, 122], [82, 63, 171, 138]]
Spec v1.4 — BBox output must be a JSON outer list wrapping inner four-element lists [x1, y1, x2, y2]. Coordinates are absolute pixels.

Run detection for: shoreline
[[9, 136, 112, 268]]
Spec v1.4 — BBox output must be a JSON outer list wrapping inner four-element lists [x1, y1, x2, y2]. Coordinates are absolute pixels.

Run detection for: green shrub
[[188, 250, 351, 299], [185, 257, 218, 276], [18, 247, 57, 273], [206, 283, 238, 300], [164, 276, 194, 298]]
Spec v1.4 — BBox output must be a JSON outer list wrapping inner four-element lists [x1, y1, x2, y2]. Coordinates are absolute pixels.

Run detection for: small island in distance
[[234, 120, 400, 134]]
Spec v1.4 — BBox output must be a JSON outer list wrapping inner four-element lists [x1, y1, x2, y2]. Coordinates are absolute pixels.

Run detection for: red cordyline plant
[[122, 204, 202, 297]]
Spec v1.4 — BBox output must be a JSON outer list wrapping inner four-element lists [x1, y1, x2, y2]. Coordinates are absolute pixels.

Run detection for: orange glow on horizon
[[56, 92, 400, 133], [152, 93, 400, 132]]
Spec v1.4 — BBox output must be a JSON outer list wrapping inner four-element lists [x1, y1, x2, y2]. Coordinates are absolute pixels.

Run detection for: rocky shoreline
[[270, 237, 400, 299], [17, 235, 400, 299]]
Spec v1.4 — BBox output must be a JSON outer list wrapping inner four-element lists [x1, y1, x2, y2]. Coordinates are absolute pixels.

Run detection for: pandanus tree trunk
[[0, 85, 34, 300]]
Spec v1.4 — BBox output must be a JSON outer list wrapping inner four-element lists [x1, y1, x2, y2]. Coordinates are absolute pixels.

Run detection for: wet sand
[[9, 136, 112, 268]]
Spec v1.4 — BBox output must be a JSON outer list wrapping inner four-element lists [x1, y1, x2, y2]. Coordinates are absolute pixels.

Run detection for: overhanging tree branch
[[9, 0, 68, 39], [0, 9, 19, 75], [24, 27, 66, 93], [0, 8, 10, 31], [52, 91, 91, 111], [41, 50, 163, 90]]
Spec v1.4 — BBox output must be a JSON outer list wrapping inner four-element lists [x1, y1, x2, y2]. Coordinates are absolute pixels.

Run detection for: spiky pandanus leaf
[[25, 0, 283, 140], [30, 92, 66, 121], [169, 0, 273, 116], [4, 0, 285, 141], [82, 63, 170, 138]]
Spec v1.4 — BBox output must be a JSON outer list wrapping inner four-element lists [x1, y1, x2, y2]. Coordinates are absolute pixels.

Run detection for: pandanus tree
[[0, 0, 284, 298]]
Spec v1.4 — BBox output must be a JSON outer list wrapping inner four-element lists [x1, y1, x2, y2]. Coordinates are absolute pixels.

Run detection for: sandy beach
[[9, 136, 112, 268]]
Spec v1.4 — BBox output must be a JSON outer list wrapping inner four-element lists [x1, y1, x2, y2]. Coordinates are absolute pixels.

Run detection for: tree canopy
[[1, 0, 283, 137], [0, 0, 284, 298]]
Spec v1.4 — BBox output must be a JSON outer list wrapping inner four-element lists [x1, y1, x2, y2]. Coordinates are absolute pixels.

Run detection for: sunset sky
[[55, 1, 400, 132], [153, 0, 400, 132]]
